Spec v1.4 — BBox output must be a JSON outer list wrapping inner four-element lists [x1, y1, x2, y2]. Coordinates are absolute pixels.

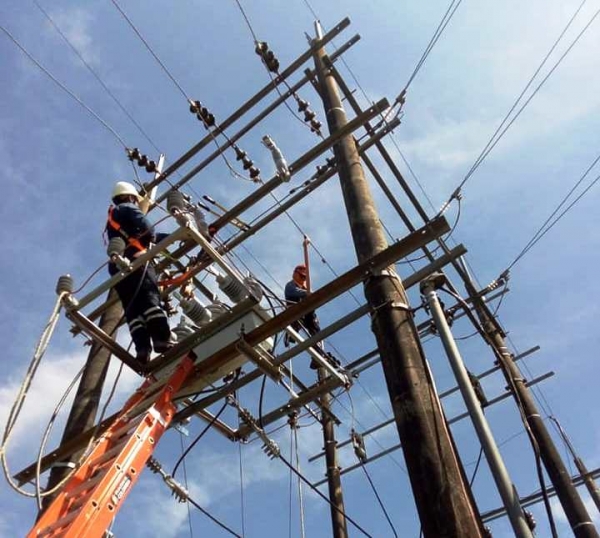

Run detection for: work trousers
[[109, 262, 170, 354]]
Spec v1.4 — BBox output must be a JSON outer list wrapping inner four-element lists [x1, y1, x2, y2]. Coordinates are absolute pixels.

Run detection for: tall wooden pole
[[312, 23, 483, 537]]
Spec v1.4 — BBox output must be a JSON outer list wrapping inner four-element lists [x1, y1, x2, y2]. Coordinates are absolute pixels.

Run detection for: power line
[[440, 1, 599, 214], [34, 0, 162, 155], [0, 24, 127, 147], [506, 151, 600, 271], [403, 0, 463, 94]]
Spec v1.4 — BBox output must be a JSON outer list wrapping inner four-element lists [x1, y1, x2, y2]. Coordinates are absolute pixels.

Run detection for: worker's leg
[[135, 265, 172, 352], [113, 267, 152, 361]]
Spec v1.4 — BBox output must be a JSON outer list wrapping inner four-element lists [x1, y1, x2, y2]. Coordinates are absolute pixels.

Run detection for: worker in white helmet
[[105, 181, 173, 364]]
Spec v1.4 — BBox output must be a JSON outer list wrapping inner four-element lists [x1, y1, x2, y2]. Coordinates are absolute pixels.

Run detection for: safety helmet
[[294, 264, 307, 276], [112, 181, 141, 201]]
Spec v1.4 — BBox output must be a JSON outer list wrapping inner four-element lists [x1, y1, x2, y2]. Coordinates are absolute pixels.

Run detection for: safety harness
[[106, 206, 147, 255]]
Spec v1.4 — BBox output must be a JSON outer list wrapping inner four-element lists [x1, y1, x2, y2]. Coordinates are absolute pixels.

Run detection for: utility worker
[[284, 264, 324, 369], [105, 181, 173, 363]]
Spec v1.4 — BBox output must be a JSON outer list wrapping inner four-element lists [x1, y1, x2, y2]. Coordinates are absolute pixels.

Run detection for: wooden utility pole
[[461, 268, 599, 538], [318, 368, 349, 538], [312, 23, 483, 538]]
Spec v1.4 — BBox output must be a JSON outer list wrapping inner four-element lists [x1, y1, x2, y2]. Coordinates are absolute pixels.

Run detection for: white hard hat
[[112, 181, 141, 201]]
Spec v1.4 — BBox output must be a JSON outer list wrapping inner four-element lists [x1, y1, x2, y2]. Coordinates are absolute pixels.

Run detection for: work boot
[[136, 348, 151, 364], [153, 333, 177, 354]]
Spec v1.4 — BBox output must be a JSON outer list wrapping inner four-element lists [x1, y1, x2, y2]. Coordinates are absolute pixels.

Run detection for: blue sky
[[1, 0, 599, 536]]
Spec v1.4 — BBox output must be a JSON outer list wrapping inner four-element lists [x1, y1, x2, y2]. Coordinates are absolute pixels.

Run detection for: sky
[[1, 0, 600, 537]]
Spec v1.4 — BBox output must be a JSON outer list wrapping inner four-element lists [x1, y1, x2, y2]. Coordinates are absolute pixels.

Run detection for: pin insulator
[[56, 274, 74, 295], [127, 147, 140, 161], [145, 160, 157, 173], [234, 147, 247, 161], [138, 154, 148, 167], [242, 157, 253, 170]]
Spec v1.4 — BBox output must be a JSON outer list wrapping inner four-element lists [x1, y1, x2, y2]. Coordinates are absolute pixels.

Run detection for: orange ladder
[[28, 355, 195, 538]]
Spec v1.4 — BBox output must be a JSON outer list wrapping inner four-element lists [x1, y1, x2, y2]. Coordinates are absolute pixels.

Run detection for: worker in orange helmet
[[284, 264, 325, 369]]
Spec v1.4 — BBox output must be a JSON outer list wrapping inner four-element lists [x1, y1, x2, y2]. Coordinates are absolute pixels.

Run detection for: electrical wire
[[505, 154, 600, 272], [277, 451, 375, 538], [468, 446, 484, 488], [33, 0, 162, 154], [359, 463, 399, 538], [188, 496, 243, 538], [238, 441, 246, 538], [0, 24, 127, 147], [439, 1, 599, 215], [178, 435, 195, 538], [172, 399, 229, 477], [403, 0, 463, 93]]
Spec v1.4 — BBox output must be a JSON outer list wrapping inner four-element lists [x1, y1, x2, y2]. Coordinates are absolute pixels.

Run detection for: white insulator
[[166, 190, 187, 214], [106, 236, 126, 258], [217, 273, 248, 303], [56, 274, 74, 295], [180, 297, 212, 326]]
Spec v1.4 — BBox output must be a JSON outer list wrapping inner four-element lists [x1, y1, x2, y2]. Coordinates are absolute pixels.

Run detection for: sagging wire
[[172, 399, 229, 478], [468, 446, 484, 488], [0, 24, 127, 148]]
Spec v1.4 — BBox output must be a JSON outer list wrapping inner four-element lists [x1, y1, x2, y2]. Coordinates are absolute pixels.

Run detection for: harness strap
[[107, 206, 147, 254]]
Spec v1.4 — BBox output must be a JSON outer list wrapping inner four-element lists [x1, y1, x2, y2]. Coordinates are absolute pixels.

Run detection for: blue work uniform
[[106, 202, 170, 360]]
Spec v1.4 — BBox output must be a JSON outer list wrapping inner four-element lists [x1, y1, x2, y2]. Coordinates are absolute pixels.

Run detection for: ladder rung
[[89, 438, 130, 470], [38, 507, 81, 536], [109, 414, 146, 441], [65, 472, 106, 501]]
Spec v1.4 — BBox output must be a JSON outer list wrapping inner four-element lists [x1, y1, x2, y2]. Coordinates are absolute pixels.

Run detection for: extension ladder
[[28, 355, 195, 538]]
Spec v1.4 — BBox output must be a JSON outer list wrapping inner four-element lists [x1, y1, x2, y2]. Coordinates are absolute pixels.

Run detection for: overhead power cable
[[34, 0, 162, 154], [439, 0, 599, 214], [0, 24, 127, 147], [403, 0, 463, 94], [109, 0, 255, 183], [505, 151, 600, 271]]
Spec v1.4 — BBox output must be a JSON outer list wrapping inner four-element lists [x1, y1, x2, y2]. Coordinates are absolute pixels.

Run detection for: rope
[[0, 25, 127, 148], [0, 292, 66, 495]]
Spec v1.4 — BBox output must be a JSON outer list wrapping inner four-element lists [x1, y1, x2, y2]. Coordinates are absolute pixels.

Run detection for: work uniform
[[284, 279, 323, 353], [106, 201, 170, 359]]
